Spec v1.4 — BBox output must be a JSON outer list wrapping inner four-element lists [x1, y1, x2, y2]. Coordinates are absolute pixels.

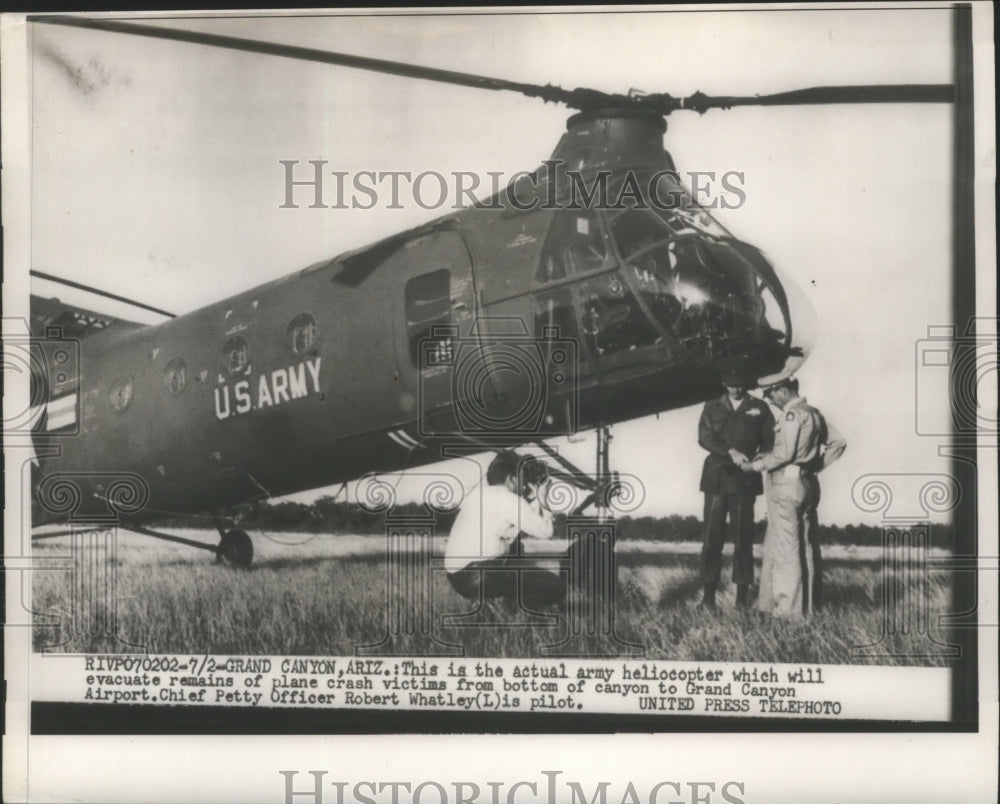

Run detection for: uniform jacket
[[699, 394, 775, 495], [754, 396, 847, 474]]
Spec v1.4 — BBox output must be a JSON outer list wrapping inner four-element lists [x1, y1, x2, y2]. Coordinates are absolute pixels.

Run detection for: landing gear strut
[[532, 425, 619, 518], [594, 425, 619, 522]]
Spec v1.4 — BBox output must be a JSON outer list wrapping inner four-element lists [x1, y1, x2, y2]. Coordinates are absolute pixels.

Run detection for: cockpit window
[[611, 208, 790, 366], [533, 201, 793, 374], [647, 171, 730, 238], [566, 214, 609, 274], [534, 210, 612, 284], [610, 209, 669, 257]]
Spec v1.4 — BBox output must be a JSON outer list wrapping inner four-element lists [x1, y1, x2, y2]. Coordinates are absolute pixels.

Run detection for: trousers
[[700, 493, 757, 588], [447, 538, 566, 610], [758, 474, 822, 618]]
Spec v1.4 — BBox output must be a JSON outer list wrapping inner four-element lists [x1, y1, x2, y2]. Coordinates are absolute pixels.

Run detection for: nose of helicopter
[[751, 260, 816, 388], [640, 233, 816, 385]]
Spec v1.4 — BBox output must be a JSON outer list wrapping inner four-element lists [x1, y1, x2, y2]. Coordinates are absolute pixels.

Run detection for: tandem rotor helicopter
[[27, 16, 955, 567]]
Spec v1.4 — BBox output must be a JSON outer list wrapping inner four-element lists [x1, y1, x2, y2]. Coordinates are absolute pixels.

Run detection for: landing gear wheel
[[217, 529, 253, 568]]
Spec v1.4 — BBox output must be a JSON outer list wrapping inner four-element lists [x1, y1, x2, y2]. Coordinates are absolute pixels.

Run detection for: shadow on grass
[[128, 553, 392, 572], [819, 583, 878, 608], [656, 574, 708, 608], [615, 552, 697, 570], [252, 553, 389, 572]]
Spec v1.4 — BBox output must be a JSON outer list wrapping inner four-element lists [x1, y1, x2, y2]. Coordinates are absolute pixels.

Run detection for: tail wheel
[[217, 529, 254, 568]]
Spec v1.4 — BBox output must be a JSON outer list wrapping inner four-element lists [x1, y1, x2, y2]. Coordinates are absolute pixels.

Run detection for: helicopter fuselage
[[32, 111, 804, 524]]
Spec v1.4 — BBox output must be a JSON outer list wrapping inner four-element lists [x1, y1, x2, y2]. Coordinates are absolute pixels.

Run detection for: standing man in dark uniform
[[697, 369, 775, 610]]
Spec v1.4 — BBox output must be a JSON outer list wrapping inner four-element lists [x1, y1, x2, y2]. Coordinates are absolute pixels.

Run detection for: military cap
[[720, 368, 758, 388], [763, 376, 799, 396]]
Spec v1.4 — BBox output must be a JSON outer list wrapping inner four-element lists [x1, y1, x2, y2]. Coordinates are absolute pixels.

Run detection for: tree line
[[161, 497, 955, 550]]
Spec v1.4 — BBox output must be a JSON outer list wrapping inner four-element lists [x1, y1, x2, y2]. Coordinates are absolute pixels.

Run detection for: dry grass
[[31, 529, 955, 666]]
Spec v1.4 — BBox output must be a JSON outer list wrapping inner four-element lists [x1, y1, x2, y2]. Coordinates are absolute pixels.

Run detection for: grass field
[[30, 528, 956, 666]]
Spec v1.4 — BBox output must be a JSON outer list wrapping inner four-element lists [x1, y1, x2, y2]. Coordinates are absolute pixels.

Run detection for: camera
[[2, 319, 81, 436], [914, 318, 997, 437], [416, 317, 579, 440]]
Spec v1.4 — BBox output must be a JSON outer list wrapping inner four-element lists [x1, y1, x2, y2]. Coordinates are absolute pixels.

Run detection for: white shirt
[[444, 483, 554, 573]]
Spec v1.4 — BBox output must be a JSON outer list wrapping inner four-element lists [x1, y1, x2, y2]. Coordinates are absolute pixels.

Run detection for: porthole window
[[223, 336, 249, 375], [405, 269, 452, 366], [164, 358, 187, 395], [287, 313, 318, 356], [109, 376, 134, 412]]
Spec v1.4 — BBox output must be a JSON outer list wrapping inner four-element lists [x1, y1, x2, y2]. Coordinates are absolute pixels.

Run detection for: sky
[[21, 7, 963, 525]]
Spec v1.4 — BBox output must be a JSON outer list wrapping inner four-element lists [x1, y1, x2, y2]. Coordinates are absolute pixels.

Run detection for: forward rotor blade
[[681, 84, 954, 113], [33, 18, 955, 115], [33, 16, 593, 108]]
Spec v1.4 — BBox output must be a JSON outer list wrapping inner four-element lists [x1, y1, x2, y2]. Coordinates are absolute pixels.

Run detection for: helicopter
[[26, 15, 955, 568]]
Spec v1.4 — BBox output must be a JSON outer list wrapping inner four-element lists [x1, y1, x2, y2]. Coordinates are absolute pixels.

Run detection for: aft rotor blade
[[31, 269, 175, 318], [34, 16, 594, 108], [681, 84, 954, 113]]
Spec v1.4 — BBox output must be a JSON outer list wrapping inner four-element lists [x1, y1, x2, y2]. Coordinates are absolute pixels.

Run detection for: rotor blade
[[34, 18, 952, 116], [31, 270, 175, 318], [33, 16, 601, 109], [33, 17, 954, 117], [681, 84, 954, 113]]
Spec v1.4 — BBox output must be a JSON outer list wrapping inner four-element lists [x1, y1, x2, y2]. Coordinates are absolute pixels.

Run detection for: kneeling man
[[445, 451, 565, 610]]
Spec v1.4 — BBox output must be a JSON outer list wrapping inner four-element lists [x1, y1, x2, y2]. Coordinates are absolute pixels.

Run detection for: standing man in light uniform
[[697, 369, 775, 611], [743, 377, 846, 618]]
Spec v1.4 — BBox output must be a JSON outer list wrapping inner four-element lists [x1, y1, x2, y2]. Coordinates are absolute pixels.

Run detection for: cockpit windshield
[[535, 200, 795, 377]]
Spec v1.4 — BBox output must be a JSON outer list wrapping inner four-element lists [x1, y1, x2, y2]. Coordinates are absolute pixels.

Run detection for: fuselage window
[[109, 375, 134, 412], [287, 313, 318, 355], [223, 336, 249, 375], [405, 269, 452, 367], [164, 358, 187, 395]]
